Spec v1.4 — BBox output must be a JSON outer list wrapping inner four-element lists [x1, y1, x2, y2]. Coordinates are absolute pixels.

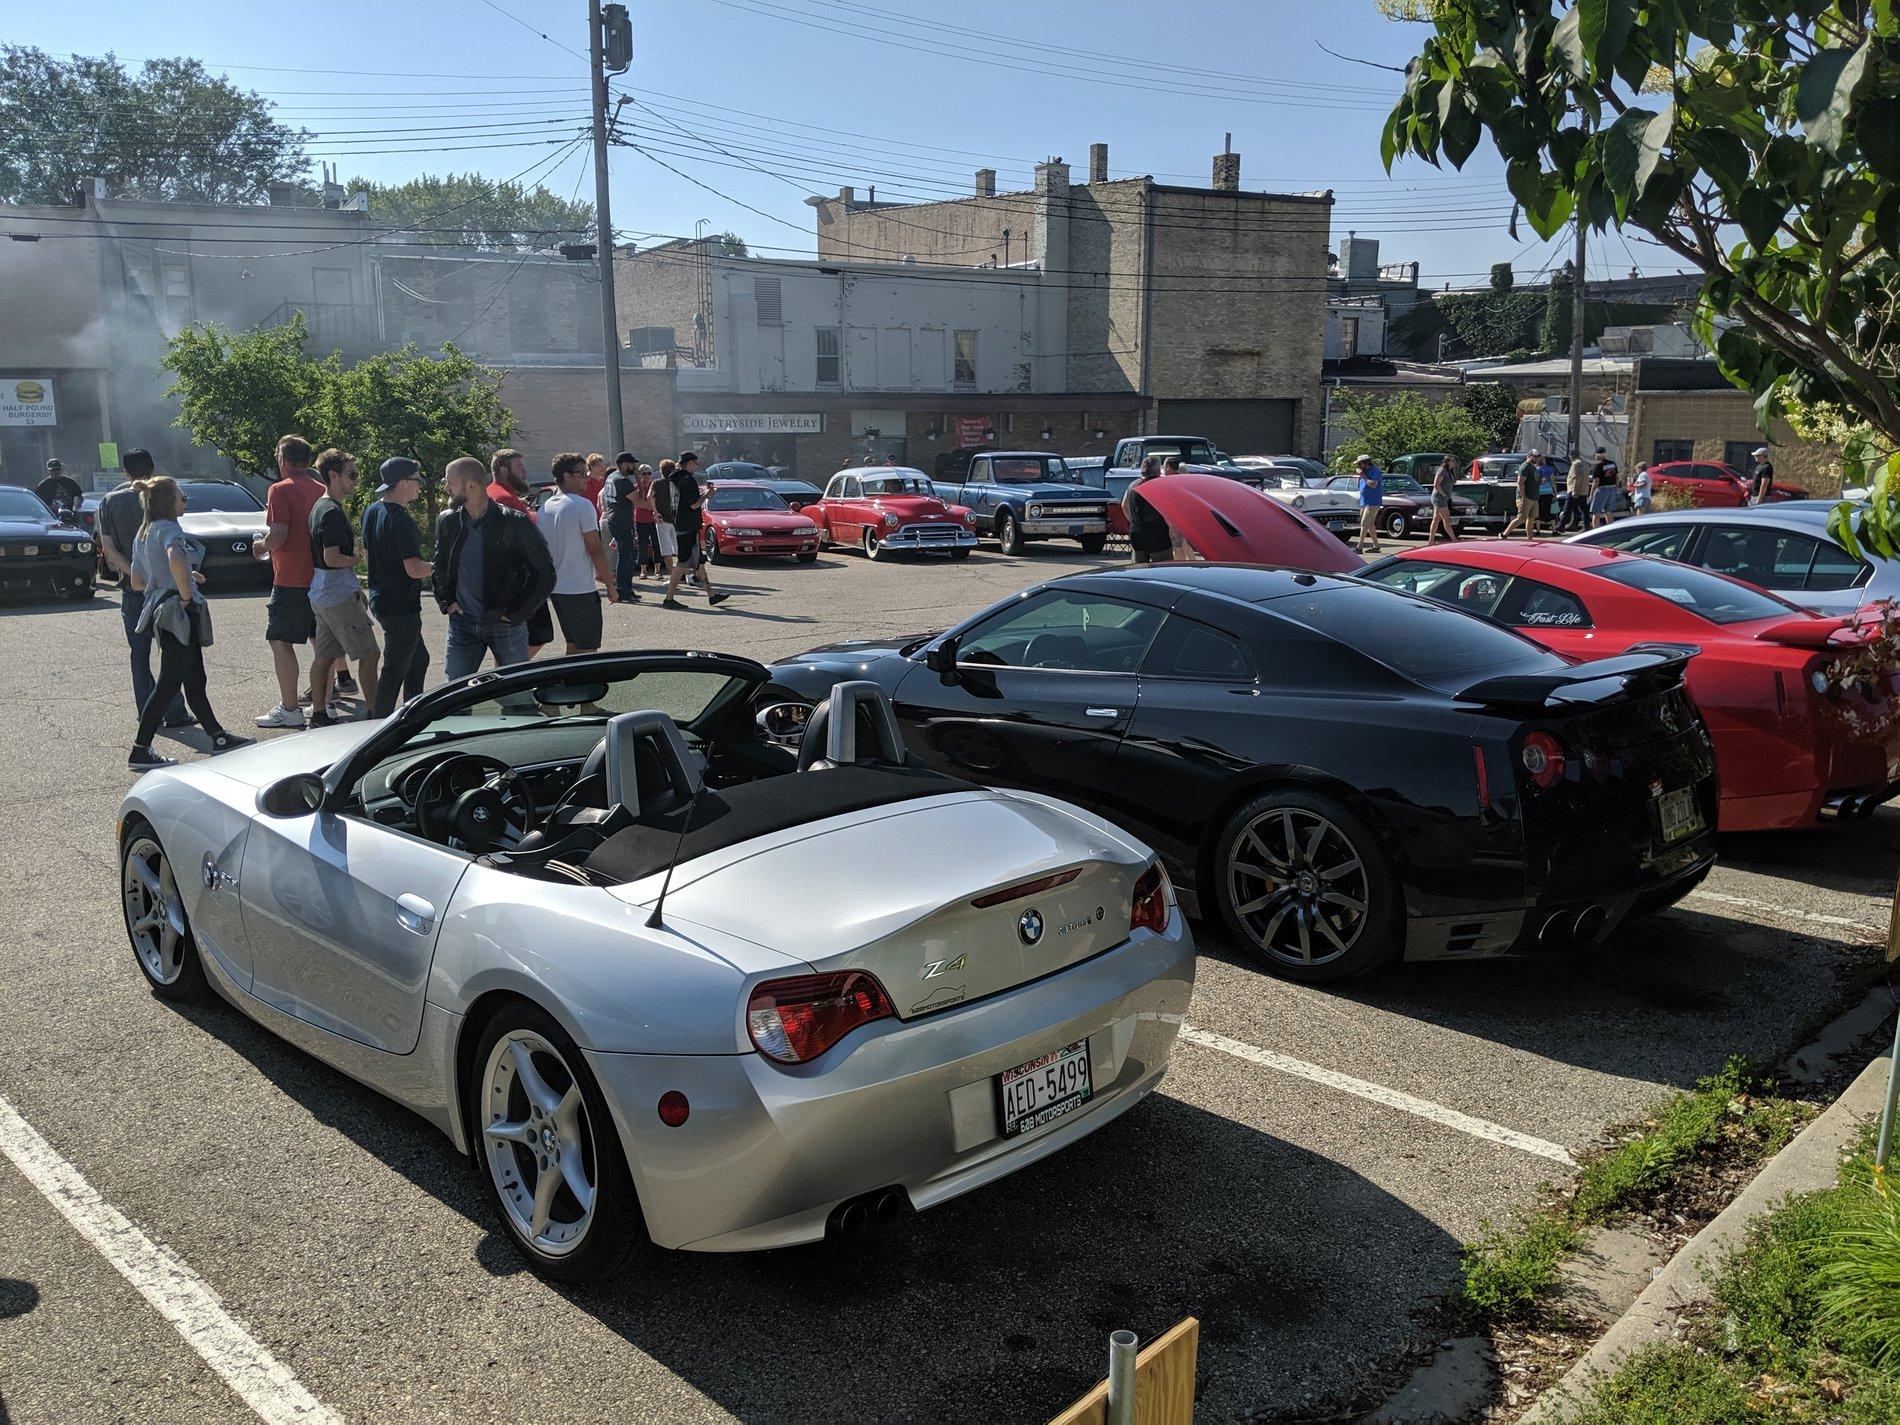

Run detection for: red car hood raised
[[1135, 474, 1365, 574]]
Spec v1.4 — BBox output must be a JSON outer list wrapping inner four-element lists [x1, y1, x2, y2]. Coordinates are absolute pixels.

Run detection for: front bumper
[[716, 535, 820, 557], [883, 524, 979, 552], [0, 551, 94, 599], [1020, 519, 1109, 537], [587, 916, 1196, 1251]]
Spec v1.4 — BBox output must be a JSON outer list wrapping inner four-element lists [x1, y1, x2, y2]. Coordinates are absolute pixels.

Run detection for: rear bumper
[[586, 915, 1196, 1251]]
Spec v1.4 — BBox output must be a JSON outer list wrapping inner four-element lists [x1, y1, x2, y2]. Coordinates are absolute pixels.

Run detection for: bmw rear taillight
[[746, 971, 894, 1064], [1520, 731, 1566, 788], [1130, 862, 1171, 934]]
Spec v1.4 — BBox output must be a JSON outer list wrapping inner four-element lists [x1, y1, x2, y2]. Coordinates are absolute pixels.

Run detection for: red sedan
[[1364, 542, 1898, 831], [1648, 460, 1808, 506], [699, 481, 822, 562], [806, 467, 979, 560]]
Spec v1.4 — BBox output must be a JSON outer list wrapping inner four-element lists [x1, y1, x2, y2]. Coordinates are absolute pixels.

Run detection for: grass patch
[[1566, 1138, 1900, 1423], [1459, 1059, 1805, 1321]]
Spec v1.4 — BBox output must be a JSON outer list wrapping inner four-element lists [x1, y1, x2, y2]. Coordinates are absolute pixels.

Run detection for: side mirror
[[924, 636, 961, 684], [258, 771, 325, 818]]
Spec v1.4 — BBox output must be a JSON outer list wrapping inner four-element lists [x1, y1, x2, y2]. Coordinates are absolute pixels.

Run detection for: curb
[[1520, 1045, 1895, 1424]]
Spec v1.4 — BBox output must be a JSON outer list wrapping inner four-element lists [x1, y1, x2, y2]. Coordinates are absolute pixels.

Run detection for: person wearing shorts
[[254, 434, 326, 728], [1353, 454, 1386, 554], [541, 451, 621, 654], [306, 449, 379, 725], [662, 452, 729, 609]]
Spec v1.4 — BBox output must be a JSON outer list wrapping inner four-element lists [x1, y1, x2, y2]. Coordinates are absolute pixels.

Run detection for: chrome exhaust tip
[[1573, 905, 1607, 943], [1538, 912, 1571, 948]]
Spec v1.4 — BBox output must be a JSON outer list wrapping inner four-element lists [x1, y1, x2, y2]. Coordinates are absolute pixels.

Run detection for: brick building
[[1627, 358, 1842, 494]]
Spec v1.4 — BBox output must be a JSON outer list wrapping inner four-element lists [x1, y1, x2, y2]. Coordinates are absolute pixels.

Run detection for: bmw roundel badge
[[1018, 908, 1044, 945]]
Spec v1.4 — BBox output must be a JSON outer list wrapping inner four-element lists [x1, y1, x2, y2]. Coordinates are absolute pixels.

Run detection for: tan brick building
[[1628, 359, 1844, 495]]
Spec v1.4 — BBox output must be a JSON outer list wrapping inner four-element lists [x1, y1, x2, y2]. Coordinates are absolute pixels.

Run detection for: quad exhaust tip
[[1539, 905, 1610, 948]]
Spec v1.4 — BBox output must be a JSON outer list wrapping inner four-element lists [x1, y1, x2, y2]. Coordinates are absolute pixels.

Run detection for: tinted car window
[[1361, 560, 1512, 619], [178, 482, 265, 513], [1507, 580, 1593, 629], [1582, 558, 1794, 624], [1276, 584, 1557, 689], [1805, 540, 1868, 591], [1699, 528, 1821, 589], [1583, 523, 1693, 560], [959, 593, 1164, 673], [1143, 618, 1256, 682], [707, 488, 790, 512]]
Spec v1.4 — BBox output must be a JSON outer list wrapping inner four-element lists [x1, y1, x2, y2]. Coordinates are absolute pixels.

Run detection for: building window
[[815, 327, 841, 385], [1340, 316, 1360, 359], [1723, 441, 1759, 473], [754, 276, 782, 325], [1652, 439, 1694, 464], [954, 329, 977, 387]]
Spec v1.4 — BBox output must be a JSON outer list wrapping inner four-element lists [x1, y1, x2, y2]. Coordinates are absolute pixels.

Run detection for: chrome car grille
[[1039, 504, 1108, 519], [903, 523, 966, 542]]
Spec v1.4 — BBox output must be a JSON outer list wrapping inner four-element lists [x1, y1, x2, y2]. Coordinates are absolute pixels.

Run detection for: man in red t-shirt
[[487, 448, 550, 656], [252, 434, 327, 729]]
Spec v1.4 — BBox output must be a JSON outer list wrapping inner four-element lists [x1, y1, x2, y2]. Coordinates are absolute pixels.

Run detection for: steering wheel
[[413, 753, 538, 852]]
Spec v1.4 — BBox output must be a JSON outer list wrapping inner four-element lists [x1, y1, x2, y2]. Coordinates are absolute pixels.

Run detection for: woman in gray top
[[1427, 456, 1461, 545], [130, 477, 247, 769]]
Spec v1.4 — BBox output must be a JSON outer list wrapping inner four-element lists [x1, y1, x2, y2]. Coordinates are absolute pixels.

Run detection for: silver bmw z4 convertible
[[117, 652, 1194, 1279]]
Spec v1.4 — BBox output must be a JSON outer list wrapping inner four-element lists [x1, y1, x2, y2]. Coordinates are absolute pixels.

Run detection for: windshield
[[0, 488, 53, 520], [1146, 440, 1218, 465], [1580, 556, 1797, 625], [1384, 474, 1427, 495], [861, 474, 934, 497], [990, 456, 1077, 483], [710, 463, 773, 480], [178, 482, 264, 513], [708, 487, 791, 512]]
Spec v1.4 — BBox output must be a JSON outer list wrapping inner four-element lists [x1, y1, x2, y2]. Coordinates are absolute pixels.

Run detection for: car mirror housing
[[258, 771, 325, 818], [925, 637, 961, 684]]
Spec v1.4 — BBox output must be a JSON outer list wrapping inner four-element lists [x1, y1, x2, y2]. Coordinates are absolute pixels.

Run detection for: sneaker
[[256, 705, 306, 729], [309, 709, 339, 729], [707, 591, 730, 607], [662, 597, 686, 610], [129, 747, 174, 770], [208, 731, 253, 753], [335, 671, 357, 695]]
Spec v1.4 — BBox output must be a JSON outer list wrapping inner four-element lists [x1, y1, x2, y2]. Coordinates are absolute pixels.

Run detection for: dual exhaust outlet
[[1537, 904, 1609, 949], [1819, 789, 1886, 822], [826, 1186, 910, 1239]]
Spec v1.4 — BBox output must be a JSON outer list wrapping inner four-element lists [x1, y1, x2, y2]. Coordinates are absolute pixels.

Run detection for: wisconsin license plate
[[1658, 786, 1703, 843], [998, 1038, 1093, 1137]]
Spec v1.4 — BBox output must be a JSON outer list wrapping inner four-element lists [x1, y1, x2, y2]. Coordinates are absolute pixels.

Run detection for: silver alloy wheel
[[481, 1030, 599, 1258], [1226, 807, 1371, 968], [123, 836, 187, 985]]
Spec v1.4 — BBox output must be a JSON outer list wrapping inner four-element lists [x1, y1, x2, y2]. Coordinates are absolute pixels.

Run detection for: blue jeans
[[443, 613, 530, 680], [122, 590, 186, 725]]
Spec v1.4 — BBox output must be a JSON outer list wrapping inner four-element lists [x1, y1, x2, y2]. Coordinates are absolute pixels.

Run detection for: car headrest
[[602, 709, 702, 819], [797, 681, 907, 772]]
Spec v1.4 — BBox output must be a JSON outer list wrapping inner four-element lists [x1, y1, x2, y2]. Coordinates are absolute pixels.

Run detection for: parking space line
[[0, 1094, 340, 1425], [1179, 1026, 1579, 1168], [1684, 888, 1881, 936]]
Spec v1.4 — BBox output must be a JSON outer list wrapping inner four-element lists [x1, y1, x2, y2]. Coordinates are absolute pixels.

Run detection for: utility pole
[[590, 1, 632, 453], [1568, 217, 1587, 462]]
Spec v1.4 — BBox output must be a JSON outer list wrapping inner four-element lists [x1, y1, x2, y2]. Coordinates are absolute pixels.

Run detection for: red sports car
[[806, 467, 979, 560], [1365, 541, 1899, 831], [698, 481, 821, 562], [1648, 460, 1808, 506]]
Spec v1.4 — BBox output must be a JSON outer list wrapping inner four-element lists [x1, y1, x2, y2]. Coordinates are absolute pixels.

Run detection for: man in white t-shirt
[[540, 452, 624, 654]]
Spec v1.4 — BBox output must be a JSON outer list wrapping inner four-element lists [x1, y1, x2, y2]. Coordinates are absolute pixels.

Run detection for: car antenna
[[645, 743, 713, 929]]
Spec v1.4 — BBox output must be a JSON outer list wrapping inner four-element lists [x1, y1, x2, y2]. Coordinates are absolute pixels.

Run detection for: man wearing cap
[[363, 458, 435, 718], [1748, 447, 1775, 505], [1352, 454, 1386, 555], [35, 458, 83, 515], [662, 450, 729, 609], [600, 451, 641, 602]]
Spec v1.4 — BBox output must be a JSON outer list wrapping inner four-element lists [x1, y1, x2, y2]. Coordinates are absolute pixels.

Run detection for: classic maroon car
[[807, 467, 980, 560], [698, 480, 822, 562]]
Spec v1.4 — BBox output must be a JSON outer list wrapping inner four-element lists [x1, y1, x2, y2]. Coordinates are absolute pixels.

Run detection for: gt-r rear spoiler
[[1457, 643, 1699, 712]]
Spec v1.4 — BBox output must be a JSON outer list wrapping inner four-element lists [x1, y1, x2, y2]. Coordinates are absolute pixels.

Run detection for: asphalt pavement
[[0, 539, 1892, 1425]]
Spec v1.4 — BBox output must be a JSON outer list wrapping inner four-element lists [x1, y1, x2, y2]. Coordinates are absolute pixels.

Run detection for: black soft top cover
[[583, 764, 975, 885]]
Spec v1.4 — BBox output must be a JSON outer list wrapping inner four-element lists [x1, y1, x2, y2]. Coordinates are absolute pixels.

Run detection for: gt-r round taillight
[[1130, 861, 1171, 935], [1520, 731, 1566, 788], [746, 971, 894, 1064]]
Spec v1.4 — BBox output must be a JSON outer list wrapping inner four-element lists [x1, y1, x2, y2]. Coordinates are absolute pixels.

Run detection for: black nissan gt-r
[[764, 564, 1718, 983]]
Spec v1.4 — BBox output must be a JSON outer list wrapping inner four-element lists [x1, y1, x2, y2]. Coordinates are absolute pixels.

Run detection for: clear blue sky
[[13, 0, 1684, 287]]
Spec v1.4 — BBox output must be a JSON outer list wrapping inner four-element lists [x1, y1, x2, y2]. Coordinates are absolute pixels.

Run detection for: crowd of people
[[107, 435, 733, 770]]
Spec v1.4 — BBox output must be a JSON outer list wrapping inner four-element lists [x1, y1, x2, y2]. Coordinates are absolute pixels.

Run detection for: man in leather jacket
[[432, 456, 556, 678]]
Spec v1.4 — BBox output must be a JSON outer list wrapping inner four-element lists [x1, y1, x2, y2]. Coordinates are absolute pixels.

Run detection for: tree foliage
[[1461, 380, 1527, 446], [343, 172, 595, 250], [1380, 1, 1900, 556], [0, 46, 308, 204], [162, 316, 516, 523], [1328, 390, 1500, 469]]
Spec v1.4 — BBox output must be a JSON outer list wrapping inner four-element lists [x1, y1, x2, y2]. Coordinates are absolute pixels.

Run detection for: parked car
[[1108, 434, 1222, 471], [1567, 504, 1893, 616], [1244, 470, 1361, 538], [1455, 479, 1515, 532], [698, 481, 822, 563], [703, 460, 820, 509], [1073, 462, 1137, 537], [1647, 459, 1809, 506], [766, 551, 1718, 983], [932, 451, 1112, 555], [758, 477, 824, 512], [0, 484, 95, 601], [1365, 542, 1899, 830], [1471, 452, 1537, 481], [1321, 472, 1478, 538], [84, 478, 271, 591], [1387, 452, 1456, 478], [118, 653, 1194, 1277], [805, 468, 979, 560]]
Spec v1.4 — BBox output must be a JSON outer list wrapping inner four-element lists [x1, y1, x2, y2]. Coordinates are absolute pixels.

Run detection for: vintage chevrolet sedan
[[805, 467, 980, 559]]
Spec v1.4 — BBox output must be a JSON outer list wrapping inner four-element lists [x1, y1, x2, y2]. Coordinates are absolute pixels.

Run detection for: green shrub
[[1817, 1182, 1900, 1369]]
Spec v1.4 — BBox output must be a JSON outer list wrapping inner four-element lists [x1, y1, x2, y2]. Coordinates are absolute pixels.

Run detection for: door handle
[[395, 894, 436, 935], [1085, 707, 1121, 718]]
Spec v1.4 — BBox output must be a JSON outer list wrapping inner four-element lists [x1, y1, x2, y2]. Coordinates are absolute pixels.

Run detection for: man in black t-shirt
[[35, 459, 83, 514], [306, 449, 379, 725], [661, 451, 730, 610], [1749, 447, 1775, 504], [363, 458, 434, 718]]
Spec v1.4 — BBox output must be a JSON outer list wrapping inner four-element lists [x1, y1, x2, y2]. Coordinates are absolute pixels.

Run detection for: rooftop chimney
[[975, 168, 997, 197], [837, 185, 855, 205], [1212, 134, 1240, 192], [1089, 143, 1108, 184], [1034, 157, 1070, 197]]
